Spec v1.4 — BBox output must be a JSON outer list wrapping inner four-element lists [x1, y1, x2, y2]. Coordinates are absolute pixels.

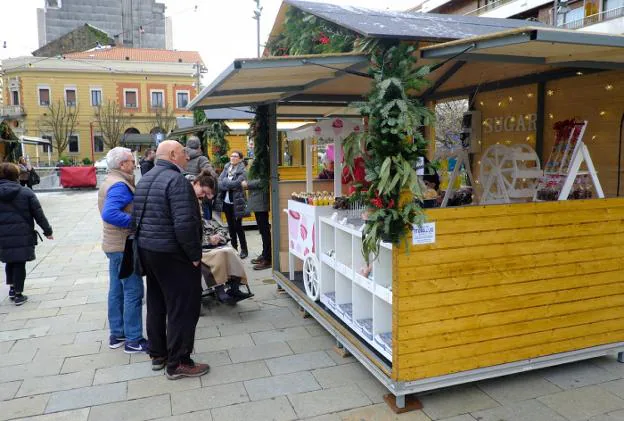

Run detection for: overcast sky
[[1, 0, 418, 82]]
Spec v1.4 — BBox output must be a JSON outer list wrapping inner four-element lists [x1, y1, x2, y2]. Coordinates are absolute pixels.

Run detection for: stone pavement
[[2, 191, 624, 420]]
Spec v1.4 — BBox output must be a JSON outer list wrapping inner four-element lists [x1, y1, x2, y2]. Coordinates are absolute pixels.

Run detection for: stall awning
[[122, 134, 155, 146], [19, 136, 51, 145], [419, 27, 624, 100], [188, 53, 371, 117]]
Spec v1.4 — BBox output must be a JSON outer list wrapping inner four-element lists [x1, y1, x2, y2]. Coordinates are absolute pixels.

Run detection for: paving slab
[[589, 409, 624, 421], [539, 385, 624, 421], [287, 335, 337, 354], [0, 394, 50, 421], [61, 351, 130, 374], [0, 326, 50, 342], [471, 399, 567, 421], [339, 403, 432, 420], [0, 381, 21, 401], [151, 409, 213, 421], [540, 360, 620, 390], [288, 385, 372, 419], [45, 382, 127, 413], [10, 408, 90, 421], [92, 361, 160, 385], [0, 348, 38, 367], [193, 333, 254, 353], [228, 341, 293, 363], [244, 371, 321, 401], [265, 350, 336, 375], [216, 321, 275, 336], [476, 372, 563, 404], [200, 360, 270, 387], [170, 381, 248, 415], [87, 394, 171, 421], [211, 396, 298, 421], [127, 375, 201, 400], [419, 385, 501, 420], [17, 370, 95, 397], [251, 326, 313, 345], [0, 357, 65, 382]]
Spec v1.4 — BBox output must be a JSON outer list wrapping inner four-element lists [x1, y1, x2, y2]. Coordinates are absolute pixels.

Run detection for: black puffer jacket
[[215, 162, 248, 218], [133, 160, 202, 262], [0, 179, 52, 263]]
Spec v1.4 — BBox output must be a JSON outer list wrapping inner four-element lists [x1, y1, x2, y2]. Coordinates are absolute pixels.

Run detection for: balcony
[[465, 0, 553, 17], [0, 105, 25, 118], [560, 6, 624, 30]]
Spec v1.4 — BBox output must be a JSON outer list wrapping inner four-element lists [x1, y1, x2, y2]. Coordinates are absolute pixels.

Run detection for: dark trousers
[[140, 249, 202, 370], [5, 262, 26, 294], [19, 180, 32, 189], [223, 202, 248, 252], [254, 211, 272, 261]]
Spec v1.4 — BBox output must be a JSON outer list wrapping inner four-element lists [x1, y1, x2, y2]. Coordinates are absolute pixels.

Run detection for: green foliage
[[82, 157, 93, 166], [205, 120, 231, 170], [347, 44, 434, 261], [193, 109, 209, 153], [247, 106, 270, 190], [266, 8, 374, 56]]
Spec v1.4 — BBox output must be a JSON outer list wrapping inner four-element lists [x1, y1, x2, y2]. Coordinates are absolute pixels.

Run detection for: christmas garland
[[247, 105, 270, 189], [349, 44, 434, 261], [205, 121, 231, 171], [266, 7, 377, 56]]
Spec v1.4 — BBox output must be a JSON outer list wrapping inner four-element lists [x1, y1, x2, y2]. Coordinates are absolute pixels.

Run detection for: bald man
[[133, 140, 209, 380]]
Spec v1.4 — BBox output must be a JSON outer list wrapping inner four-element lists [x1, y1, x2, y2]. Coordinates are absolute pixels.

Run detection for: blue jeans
[[106, 252, 144, 342]]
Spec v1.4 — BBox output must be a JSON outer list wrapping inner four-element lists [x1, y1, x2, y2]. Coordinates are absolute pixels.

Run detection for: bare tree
[[435, 99, 468, 151], [39, 100, 79, 157], [153, 105, 177, 136], [95, 100, 131, 149]]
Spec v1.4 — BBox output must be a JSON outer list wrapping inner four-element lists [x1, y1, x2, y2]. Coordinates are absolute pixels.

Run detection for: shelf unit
[[319, 216, 393, 361]]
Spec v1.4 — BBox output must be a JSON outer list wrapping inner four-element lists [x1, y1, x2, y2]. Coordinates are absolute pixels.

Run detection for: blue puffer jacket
[[0, 179, 52, 263], [132, 160, 202, 262]]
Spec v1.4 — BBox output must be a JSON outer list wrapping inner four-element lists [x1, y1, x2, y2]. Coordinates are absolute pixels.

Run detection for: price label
[[412, 222, 436, 245]]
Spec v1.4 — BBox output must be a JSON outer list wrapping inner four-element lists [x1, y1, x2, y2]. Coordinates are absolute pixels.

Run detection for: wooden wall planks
[[392, 198, 624, 382]]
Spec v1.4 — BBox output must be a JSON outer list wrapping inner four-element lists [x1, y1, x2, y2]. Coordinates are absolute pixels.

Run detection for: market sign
[[483, 113, 537, 133], [412, 222, 436, 245]]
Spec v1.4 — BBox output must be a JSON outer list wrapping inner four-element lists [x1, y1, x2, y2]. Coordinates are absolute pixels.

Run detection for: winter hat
[[187, 136, 201, 150]]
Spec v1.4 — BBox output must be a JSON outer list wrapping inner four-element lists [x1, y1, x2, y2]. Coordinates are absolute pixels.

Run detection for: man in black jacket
[[139, 149, 155, 175], [133, 140, 209, 380]]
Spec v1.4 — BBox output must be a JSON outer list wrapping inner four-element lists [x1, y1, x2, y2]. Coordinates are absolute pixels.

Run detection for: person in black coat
[[139, 149, 155, 175], [0, 163, 53, 306], [132, 140, 210, 380], [215, 151, 248, 259]]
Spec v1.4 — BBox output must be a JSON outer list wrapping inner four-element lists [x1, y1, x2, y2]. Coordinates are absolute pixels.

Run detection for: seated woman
[[190, 169, 253, 305]]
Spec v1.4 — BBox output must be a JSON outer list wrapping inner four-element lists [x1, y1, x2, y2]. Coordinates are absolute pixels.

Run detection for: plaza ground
[[2, 191, 624, 420]]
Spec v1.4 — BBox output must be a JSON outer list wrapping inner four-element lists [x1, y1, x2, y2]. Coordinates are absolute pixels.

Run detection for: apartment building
[[1, 47, 201, 163], [413, 0, 624, 32]]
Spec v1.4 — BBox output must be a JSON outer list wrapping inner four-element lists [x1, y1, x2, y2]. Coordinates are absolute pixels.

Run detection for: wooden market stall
[[189, 23, 624, 408]]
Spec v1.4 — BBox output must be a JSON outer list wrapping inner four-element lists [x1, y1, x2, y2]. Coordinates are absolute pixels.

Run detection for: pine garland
[[205, 120, 231, 171], [247, 106, 270, 189]]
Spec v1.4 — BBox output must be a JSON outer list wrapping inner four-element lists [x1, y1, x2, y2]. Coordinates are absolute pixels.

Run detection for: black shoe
[[152, 357, 167, 371], [215, 285, 235, 305], [14, 295, 28, 306], [239, 250, 248, 259], [250, 255, 264, 264], [8, 287, 15, 301]]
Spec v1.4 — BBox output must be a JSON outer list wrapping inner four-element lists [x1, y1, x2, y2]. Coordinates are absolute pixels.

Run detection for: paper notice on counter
[[412, 222, 436, 245]]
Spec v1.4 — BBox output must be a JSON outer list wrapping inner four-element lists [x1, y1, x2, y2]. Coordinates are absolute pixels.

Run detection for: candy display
[[291, 191, 335, 206], [338, 303, 353, 322], [374, 332, 392, 353]]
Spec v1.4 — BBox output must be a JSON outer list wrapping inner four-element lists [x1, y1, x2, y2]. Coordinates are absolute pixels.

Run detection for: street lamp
[[553, 0, 570, 25], [252, 0, 263, 58]]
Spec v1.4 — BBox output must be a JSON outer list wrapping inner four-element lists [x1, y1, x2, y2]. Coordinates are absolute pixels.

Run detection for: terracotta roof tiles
[[64, 47, 203, 65]]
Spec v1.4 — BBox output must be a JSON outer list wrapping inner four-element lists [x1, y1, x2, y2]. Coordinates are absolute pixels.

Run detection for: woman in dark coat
[[215, 151, 248, 259], [0, 163, 53, 305]]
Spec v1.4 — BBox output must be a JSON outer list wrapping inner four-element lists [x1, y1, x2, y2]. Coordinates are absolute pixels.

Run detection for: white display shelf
[[319, 216, 393, 360]]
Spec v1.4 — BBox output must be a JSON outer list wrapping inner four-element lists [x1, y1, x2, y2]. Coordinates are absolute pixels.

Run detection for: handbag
[[29, 169, 40, 186], [119, 174, 159, 279]]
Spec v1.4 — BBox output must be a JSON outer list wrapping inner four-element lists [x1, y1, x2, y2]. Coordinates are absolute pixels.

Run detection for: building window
[[93, 135, 104, 153], [91, 89, 102, 106], [151, 90, 164, 108], [65, 88, 77, 106], [68, 135, 79, 153], [604, 0, 624, 11], [557, 4, 585, 24], [42, 135, 53, 153], [176, 90, 189, 108], [124, 89, 138, 108], [38, 88, 50, 106], [11, 90, 19, 106]]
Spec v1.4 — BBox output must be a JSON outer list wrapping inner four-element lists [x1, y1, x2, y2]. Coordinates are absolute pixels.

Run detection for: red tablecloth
[[59, 167, 97, 188]]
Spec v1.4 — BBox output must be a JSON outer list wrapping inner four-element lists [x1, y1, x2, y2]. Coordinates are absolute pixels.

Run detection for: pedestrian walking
[[133, 140, 210, 380], [0, 163, 53, 306], [98, 147, 148, 354], [215, 151, 248, 259], [17, 157, 33, 189], [139, 149, 155, 175], [242, 176, 271, 270]]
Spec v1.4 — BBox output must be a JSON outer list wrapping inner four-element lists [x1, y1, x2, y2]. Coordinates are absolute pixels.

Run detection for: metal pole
[[253, 0, 262, 58], [553, 0, 559, 25], [268, 103, 280, 272]]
